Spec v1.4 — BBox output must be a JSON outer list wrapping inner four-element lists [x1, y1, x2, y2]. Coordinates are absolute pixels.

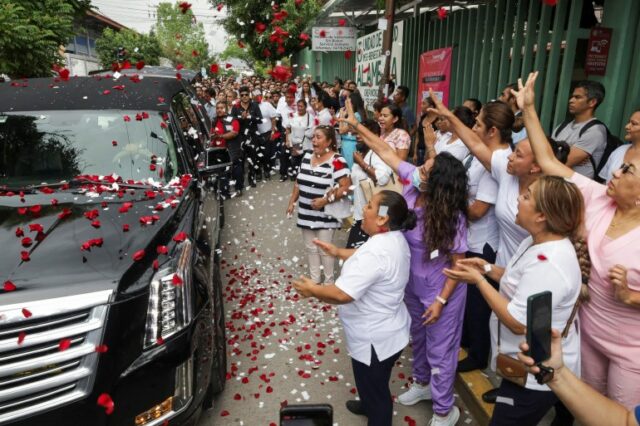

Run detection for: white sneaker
[[428, 406, 460, 426], [397, 382, 432, 405]]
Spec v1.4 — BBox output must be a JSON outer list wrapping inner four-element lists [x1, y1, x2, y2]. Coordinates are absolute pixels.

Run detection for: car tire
[[202, 261, 227, 408]]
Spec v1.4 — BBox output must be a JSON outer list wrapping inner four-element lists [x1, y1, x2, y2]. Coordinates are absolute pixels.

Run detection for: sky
[[90, 0, 229, 54]]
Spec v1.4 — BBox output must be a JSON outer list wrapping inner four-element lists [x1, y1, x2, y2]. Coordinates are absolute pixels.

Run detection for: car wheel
[[202, 261, 227, 408]]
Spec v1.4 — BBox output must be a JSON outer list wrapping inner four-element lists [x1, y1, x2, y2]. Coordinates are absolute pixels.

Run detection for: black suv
[[0, 68, 230, 425]]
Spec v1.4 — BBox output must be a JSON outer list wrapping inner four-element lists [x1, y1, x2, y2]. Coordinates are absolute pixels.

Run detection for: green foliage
[[218, 36, 270, 77], [95, 28, 161, 68], [218, 0, 321, 64], [153, 2, 211, 70], [0, 0, 91, 78]]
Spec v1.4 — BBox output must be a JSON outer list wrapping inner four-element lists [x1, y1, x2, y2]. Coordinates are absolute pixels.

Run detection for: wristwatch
[[435, 295, 448, 306]]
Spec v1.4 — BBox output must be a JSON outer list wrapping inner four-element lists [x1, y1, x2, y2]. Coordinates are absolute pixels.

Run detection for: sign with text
[[355, 22, 403, 108], [417, 47, 453, 112], [585, 27, 612, 76], [311, 27, 357, 52]]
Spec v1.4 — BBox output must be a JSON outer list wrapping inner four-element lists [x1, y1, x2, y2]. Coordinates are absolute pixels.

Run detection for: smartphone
[[280, 404, 333, 426], [526, 291, 552, 363]]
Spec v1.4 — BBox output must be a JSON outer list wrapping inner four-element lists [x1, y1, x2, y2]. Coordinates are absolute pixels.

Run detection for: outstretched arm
[[513, 72, 573, 178], [340, 98, 403, 173], [427, 89, 494, 171], [518, 330, 639, 426]]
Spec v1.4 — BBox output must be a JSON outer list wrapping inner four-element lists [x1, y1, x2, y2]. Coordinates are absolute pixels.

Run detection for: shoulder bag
[[496, 298, 581, 387], [359, 153, 403, 203]]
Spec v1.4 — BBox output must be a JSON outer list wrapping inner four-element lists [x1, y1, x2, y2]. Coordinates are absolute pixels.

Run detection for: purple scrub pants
[[404, 271, 466, 415]]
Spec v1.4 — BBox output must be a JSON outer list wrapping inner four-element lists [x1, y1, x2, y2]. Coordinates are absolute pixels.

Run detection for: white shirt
[[491, 149, 529, 266], [466, 155, 499, 253], [288, 113, 314, 150], [317, 108, 333, 126], [351, 151, 393, 221], [277, 102, 296, 129], [490, 236, 581, 391], [336, 231, 411, 365], [435, 136, 470, 162], [257, 101, 277, 134], [598, 144, 631, 183]]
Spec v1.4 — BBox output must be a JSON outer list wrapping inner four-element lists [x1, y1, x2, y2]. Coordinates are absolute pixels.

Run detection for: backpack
[[553, 119, 624, 181]]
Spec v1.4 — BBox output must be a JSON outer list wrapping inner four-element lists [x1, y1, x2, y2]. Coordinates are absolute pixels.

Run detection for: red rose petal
[[338, 18, 346, 26], [132, 250, 145, 261], [136, 60, 145, 70], [20, 251, 30, 262], [437, 7, 448, 20], [58, 338, 71, 351], [21, 308, 32, 318], [15, 227, 24, 237], [4, 280, 16, 292], [152, 259, 159, 270], [21, 237, 33, 247], [95, 344, 109, 353], [97, 393, 115, 415], [56, 208, 71, 220], [178, 2, 192, 13], [17, 331, 26, 345], [220, 410, 230, 417], [233, 393, 241, 400], [173, 231, 187, 242], [91, 220, 101, 228], [157, 245, 168, 255], [123, 224, 130, 232], [172, 274, 183, 286], [537, 254, 548, 261]]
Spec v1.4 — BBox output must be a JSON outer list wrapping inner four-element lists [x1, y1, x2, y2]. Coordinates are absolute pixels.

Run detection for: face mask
[[411, 168, 427, 192]]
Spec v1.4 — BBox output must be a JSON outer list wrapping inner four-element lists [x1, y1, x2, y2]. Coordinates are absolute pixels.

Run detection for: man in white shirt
[[316, 95, 334, 127], [277, 91, 297, 180], [255, 89, 278, 180]]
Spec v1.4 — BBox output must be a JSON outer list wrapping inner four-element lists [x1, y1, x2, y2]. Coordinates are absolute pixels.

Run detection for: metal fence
[[296, 0, 640, 136]]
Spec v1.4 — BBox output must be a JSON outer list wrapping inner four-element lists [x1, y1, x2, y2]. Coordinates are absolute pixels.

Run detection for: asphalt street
[[198, 177, 478, 426]]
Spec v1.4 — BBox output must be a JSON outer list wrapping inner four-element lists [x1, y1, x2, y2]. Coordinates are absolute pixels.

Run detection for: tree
[[0, 0, 91, 78], [218, 0, 321, 64], [95, 28, 162, 69], [153, 2, 211, 70]]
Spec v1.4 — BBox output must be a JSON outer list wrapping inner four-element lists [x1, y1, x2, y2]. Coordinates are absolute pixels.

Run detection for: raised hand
[[426, 88, 450, 116], [512, 71, 538, 111]]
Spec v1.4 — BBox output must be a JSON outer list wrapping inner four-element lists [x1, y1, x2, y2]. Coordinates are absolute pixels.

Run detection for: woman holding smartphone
[[293, 191, 416, 426], [517, 72, 640, 410], [443, 174, 584, 425]]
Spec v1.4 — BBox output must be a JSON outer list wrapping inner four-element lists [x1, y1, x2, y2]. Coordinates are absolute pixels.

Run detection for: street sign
[[585, 27, 613, 76], [311, 27, 357, 52]]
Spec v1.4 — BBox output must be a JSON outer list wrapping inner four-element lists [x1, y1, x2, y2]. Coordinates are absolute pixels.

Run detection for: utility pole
[[377, 0, 396, 101]]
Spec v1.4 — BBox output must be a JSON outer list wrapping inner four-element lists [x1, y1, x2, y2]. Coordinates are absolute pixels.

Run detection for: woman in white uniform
[[293, 190, 417, 426]]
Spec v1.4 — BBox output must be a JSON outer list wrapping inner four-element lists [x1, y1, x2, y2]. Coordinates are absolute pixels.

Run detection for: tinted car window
[[0, 110, 182, 187]]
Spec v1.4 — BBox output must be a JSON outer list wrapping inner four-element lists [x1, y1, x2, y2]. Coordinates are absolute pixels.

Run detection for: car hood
[[0, 189, 190, 305]]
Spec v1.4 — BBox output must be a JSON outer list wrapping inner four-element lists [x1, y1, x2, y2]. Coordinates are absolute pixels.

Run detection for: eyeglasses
[[619, 163, 640, 178], [240, 93, 250, 97]]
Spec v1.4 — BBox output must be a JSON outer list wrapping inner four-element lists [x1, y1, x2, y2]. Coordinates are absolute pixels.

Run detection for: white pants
[[301, 228, 336, 283]]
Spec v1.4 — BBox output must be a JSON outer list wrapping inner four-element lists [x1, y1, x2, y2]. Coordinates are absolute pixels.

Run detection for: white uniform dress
[[335, 231, 411, 365]]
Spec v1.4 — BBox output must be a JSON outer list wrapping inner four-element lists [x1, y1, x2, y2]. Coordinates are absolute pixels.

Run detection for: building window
[[75, 35, 89, 55], [88, 38, 96, 57]]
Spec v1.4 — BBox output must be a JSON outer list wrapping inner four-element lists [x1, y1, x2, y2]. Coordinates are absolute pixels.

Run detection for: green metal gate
[[401, 0, 640, 135]]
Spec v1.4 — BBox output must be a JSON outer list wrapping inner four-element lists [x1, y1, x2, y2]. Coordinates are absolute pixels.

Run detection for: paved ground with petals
[[199, 178, 478, 426]]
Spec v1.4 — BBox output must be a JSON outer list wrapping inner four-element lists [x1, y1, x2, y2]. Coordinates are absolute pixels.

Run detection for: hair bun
[[402, 210, 417, 231]]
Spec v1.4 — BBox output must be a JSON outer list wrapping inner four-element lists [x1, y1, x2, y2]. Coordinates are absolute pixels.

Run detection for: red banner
[[585, 27, 612, 76], [417, 47, 453, 112]]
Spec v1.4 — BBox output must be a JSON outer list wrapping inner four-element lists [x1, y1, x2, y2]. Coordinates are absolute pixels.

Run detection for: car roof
[[0, 72, 193, 113]]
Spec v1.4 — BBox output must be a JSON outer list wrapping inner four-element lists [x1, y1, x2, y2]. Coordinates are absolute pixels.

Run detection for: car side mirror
[[198, 147, 231, 177]]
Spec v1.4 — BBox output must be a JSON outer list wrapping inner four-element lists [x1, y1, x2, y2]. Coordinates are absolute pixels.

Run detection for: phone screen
[[527, 291, 552, 363], [280, 404, 333, 426]]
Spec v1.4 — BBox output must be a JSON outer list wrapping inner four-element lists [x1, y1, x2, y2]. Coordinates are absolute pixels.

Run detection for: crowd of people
[[192, 70, 640, 426]]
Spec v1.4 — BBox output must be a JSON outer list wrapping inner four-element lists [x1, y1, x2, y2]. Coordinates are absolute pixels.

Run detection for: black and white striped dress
[[296, 152, 350, 230]]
